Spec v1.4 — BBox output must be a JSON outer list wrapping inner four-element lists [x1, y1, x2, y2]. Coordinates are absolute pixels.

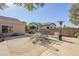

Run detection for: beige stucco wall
[[0, 19, 25, 35]]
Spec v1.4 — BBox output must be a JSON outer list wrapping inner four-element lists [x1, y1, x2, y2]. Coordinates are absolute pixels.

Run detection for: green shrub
[[32, 30, 37, 34], [74, 32, 79, 38]]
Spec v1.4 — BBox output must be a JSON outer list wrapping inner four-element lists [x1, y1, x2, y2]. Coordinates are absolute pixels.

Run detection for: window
[[2, 25, 13, 33], [8, 27, 12, 32], [47, 27, 49, 29], [2, 26, 8, 33]]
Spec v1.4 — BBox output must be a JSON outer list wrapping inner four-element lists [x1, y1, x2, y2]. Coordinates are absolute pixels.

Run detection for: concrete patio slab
[[0, 36, 79, 56]]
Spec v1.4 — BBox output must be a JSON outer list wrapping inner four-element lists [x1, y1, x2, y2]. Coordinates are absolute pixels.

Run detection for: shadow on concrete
[[0, 34, 32, 42], [62, 40, 74, 44]]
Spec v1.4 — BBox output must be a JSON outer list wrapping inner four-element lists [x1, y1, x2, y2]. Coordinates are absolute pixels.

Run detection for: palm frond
[[14, 3, 23, 7], [0, 3, 8, 10], [14, 3, 44, 11], [69, 3, 79, 25]]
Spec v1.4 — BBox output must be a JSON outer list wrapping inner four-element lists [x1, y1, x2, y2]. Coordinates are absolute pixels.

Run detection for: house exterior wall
[[0, 19, 25, 35], [40, 25, 56, 30], [41, 26, 47, 29], [12, 23, 25, 34]]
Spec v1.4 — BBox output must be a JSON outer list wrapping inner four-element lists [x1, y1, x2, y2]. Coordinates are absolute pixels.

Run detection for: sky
[[0, 3, 78, 27]]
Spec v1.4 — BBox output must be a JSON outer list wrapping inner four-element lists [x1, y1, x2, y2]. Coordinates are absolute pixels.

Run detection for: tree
[[28, 22, 39, 30], [14, 3, 44, 11], [25, 24, 29, 32], [0, 3, 44, 11], [69, 3, 79, 25], [0, 3, 8, 10]]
